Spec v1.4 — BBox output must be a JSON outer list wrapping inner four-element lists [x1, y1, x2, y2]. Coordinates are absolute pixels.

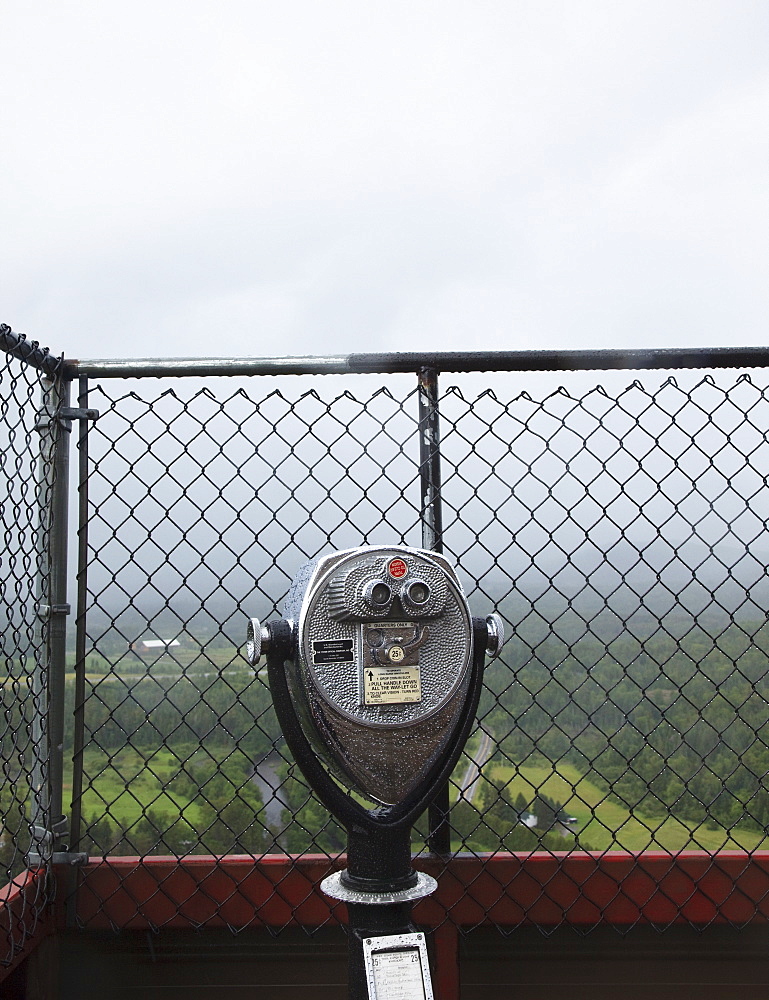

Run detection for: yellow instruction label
[[363, 665, 422, 705]]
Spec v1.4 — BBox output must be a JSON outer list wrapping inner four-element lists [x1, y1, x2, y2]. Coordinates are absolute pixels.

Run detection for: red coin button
[[387, 558, 408, 579]]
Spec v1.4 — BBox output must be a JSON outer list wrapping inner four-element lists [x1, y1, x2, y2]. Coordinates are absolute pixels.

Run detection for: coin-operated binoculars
[[247, 545, 503, 1000]]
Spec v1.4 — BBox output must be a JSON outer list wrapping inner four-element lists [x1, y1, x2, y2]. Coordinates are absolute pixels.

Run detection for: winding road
[[458, 730, 494, 805], [251, 751, 292, 845]]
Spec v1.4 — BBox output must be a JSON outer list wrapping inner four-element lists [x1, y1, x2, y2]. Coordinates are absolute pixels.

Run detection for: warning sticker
[[363, 665, 421, 705], [312, 638, 354, 664], [387, 558, 408, 579], [371, 949, 427, 1000]]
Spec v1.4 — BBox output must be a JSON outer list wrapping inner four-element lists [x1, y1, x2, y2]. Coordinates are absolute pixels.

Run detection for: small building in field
[[130, 638, 181, 658]]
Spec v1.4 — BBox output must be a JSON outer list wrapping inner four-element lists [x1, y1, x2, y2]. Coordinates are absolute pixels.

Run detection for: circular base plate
[[320, 870, 437, 905]]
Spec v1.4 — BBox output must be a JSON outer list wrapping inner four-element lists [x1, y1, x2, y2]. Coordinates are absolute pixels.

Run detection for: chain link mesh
[[0, 333, 62, 965], [68, 367, 769, 934], [72, 377, 424, 928]]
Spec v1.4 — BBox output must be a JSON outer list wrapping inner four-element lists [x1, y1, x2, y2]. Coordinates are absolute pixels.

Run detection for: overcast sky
[[2, 1, 767, 362]]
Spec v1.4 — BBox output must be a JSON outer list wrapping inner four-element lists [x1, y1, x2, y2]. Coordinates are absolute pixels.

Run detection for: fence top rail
[[59, 345, 769, 379], [0, 323, 63, 378]]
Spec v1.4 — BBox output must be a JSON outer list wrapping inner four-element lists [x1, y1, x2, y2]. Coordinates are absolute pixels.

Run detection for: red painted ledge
[[73, 851, 769, 932], [0, 868, 53, 981]]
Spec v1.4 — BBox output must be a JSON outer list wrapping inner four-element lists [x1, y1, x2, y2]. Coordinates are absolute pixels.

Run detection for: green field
[[482, 760, 769, 853], [62, 744, 769, 856], [65, 747, 210, 830]]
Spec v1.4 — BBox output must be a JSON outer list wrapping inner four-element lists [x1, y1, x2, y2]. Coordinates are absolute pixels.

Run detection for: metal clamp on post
[[34, 405, 99, 436], [247, 545, 504, 1000], [55, 406, 100, 432], [27, 817, 88, 867], [36, 603, 72, 619]]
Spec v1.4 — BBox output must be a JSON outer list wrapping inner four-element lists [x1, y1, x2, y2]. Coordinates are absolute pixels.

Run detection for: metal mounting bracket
[[37, 603, 72, 618], [56, 406, 100, 432], [34, 406, 99, 435], [26, 818, 87, 867]]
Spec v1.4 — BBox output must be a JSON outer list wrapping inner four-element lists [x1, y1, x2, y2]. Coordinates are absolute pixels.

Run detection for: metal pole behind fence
[[47, 380, 72, 851], [418, 366, 452, 856], [29, 384, 55, 865], [29, 377, 71, 864], [69, 377, 91, 857]]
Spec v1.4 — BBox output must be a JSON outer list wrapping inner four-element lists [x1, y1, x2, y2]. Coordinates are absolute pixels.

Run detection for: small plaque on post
[[312, 638, 355, 664], [362, 932, 434, 1000]]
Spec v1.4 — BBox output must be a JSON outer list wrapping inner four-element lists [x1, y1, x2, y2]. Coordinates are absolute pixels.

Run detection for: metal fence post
[[69, 376, 91, 859], [28, 378, 89, 869], [418, 366, 452, 857], [28, 377, 69, 864]]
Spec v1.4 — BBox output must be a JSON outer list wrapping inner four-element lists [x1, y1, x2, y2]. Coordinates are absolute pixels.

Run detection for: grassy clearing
[[63, 747, 210, 829], [483, 760, 769, 852], [62, 743, 769, 855]]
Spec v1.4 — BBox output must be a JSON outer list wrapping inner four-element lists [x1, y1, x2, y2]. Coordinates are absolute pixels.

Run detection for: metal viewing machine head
[[246, 545, 503, 1000]]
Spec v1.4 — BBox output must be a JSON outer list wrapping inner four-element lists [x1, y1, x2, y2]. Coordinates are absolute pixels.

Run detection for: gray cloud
[[2, 1, 768, 359]]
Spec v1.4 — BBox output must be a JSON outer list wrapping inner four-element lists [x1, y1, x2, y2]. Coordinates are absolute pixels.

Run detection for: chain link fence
[[0, 326, 64, 967], [66, 361, 769, 934], [71, 375, 427, 929], [2, 332, 769, 948]]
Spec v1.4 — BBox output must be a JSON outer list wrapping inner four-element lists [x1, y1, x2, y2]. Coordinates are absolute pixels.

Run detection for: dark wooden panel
[[14, 923, 769, 999], [56, 928, 348, 1000], [460, 925, 769, 1000]]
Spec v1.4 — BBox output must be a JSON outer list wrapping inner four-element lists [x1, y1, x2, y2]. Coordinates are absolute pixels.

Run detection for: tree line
[[3, 615, 769, 878]]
